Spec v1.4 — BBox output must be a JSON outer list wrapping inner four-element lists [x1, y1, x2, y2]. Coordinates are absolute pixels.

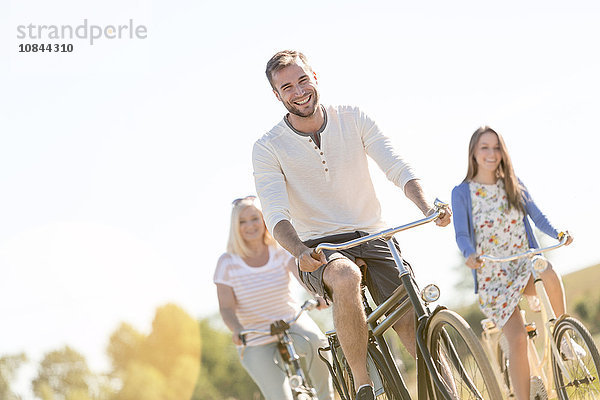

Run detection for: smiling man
[[252, 50, 451, 400]]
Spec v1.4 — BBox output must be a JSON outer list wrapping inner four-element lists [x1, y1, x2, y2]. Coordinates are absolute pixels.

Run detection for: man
[[252, 50, 451, 400]]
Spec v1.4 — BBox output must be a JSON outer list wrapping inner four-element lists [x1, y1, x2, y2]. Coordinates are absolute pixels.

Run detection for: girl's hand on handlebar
[[466, 253, 483, 270], [559, 231, 574, 246], [233, 330, 243, 346], [297, 247, 326, 272]]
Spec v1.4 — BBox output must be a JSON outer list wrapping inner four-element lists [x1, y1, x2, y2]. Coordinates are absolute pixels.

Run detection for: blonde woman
[[451, 126, 576, 400], [214, 196, 333, 400]]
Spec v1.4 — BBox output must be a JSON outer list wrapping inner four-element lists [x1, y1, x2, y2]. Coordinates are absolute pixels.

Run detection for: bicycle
[[478, 234, 600, 399], [239, 299, 322, 400], [314, 199, 502, 400]]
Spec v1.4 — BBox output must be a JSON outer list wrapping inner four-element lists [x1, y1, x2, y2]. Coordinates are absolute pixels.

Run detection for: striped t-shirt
[[213, 246, 300, 346]]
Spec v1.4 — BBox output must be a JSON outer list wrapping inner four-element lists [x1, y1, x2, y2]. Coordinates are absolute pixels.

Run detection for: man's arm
[[273, 220, 326, 272], [404, 179, 451, 226]]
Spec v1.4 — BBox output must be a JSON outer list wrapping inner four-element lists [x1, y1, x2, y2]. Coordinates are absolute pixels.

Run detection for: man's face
[[271, 60, 320, 118]]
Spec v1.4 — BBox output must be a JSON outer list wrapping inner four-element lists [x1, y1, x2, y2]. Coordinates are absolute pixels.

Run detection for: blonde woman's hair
[[465, 126, 525, 214], [226, 198, 277, 257]]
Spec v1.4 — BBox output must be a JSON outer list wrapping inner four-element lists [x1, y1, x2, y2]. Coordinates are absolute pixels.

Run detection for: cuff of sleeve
[[399, 173, 420, 191], [265, 213, 289, 235]]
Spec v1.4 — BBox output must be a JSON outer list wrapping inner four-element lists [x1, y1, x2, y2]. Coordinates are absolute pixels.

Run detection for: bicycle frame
[[315, 199, 459, 400], [479, 235, 584, 397]]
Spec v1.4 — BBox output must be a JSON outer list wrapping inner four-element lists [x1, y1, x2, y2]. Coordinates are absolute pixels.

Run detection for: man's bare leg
[[323, 258, 371, 389], [393, 309, 416, 358]]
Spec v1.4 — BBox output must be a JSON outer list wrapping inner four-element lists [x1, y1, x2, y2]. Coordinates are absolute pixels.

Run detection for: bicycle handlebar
[[313, 199, 449, 254], [477, 232, 570, 263], [239, 299, 319, 344]]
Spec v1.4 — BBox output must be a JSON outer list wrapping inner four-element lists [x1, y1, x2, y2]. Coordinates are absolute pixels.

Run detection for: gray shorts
[[300, 231, 415, 306]]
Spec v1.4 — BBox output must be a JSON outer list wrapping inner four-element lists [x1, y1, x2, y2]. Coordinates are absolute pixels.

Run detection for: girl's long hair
[[226, 198, 277, 258], [464, 126, 525, 214]]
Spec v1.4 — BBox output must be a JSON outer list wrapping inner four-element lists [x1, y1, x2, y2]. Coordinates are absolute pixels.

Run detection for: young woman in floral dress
[[451, 126, 574, 400]]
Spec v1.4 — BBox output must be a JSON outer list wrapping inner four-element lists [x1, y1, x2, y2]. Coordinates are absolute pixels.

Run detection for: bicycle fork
[[278, 332, 317, 399]]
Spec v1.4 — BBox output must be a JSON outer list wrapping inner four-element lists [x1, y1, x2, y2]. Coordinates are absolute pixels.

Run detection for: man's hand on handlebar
[[427, 206, 452, 227], [297, 246, 326, 272], [315, 295, 329, 310]]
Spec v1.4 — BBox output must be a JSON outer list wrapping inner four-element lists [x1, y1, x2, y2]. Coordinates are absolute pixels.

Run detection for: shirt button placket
[[321, 156, 330, 181], [309, 137, 330, 181]]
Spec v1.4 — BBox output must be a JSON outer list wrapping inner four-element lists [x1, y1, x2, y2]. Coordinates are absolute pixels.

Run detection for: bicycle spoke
[[428, 310, 501, 400], [553, 317, 600, 400]]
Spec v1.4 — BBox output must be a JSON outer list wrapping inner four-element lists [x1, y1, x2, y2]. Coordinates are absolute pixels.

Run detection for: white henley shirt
[[252, 105, 418, 241]]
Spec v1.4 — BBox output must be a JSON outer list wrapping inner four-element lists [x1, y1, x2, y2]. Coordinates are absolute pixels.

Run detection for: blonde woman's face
[[474, 132, 502, 174], [238, 206, 265, 243]]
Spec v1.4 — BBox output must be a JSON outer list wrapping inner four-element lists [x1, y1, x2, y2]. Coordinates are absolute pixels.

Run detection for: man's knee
[[323, 259, 362, 294]]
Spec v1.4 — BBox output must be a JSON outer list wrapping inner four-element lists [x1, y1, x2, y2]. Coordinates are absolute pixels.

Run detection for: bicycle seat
[[270, 320, 290, 335]]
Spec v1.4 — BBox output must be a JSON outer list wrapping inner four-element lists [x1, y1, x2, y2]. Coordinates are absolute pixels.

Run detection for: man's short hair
[[265, 50, 312, 90]]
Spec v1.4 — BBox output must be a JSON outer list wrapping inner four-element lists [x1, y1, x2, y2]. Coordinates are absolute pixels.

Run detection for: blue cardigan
[[451, 180, 559, 293]]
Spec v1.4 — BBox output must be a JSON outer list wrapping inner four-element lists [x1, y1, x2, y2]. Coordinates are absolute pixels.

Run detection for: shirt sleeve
[[357, 108, 418, 190], [213, 254, 232, 286], [451, 185, 477, 258], [252, 140, 292, 234], [520, 180, 560, 239]]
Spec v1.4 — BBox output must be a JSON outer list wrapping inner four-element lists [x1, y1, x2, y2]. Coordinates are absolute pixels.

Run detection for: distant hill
[[562, 263, 600, 306]]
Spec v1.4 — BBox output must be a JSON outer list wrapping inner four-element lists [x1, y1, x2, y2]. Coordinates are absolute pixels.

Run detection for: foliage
[[0, 352, 27, 400], [572, 297, 600, 334], [192, 317, 261, 400], [563, 263, 600, 335], [31, 346, 106, 400], [108, 303, 201, 400]]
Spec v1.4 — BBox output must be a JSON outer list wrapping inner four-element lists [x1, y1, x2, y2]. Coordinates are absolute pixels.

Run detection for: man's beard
[[284, 91, 320, 118]]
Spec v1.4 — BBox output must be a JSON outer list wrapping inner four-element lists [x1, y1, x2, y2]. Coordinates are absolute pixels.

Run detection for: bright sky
[[2, 0, 600, 397]]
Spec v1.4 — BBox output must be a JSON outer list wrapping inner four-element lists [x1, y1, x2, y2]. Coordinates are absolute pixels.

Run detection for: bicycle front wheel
[[552, 316, 600, 399], [495, 334, 513, 398], [427, 309, 502, 400]]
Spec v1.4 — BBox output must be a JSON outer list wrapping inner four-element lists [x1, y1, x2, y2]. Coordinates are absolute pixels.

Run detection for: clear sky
[[2, 0, 600, 397]]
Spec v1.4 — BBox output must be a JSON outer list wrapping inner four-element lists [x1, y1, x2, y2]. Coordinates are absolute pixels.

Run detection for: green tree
[[107, 323, 144, 374], [0, 352, 27, 400], [32, 346, 106, 400], [108, 303, 201, 400], [192, 317, 261, 400], [113, 362, 166, 400]]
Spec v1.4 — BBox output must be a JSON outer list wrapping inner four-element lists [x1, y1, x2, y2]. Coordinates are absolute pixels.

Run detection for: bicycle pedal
[[525, 322, 538, 339]]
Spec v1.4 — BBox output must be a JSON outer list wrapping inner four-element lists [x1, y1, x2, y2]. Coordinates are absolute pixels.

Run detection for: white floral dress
[[470, 180, 530, 328]]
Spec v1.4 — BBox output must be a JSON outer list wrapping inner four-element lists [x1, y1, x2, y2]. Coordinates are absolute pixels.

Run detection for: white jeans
[[238, 314, 334, 400]]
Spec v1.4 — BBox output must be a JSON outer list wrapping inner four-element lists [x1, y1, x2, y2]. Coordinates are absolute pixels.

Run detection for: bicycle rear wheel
[[552, 316, 600, 399], [427, 309, 502, 400]]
